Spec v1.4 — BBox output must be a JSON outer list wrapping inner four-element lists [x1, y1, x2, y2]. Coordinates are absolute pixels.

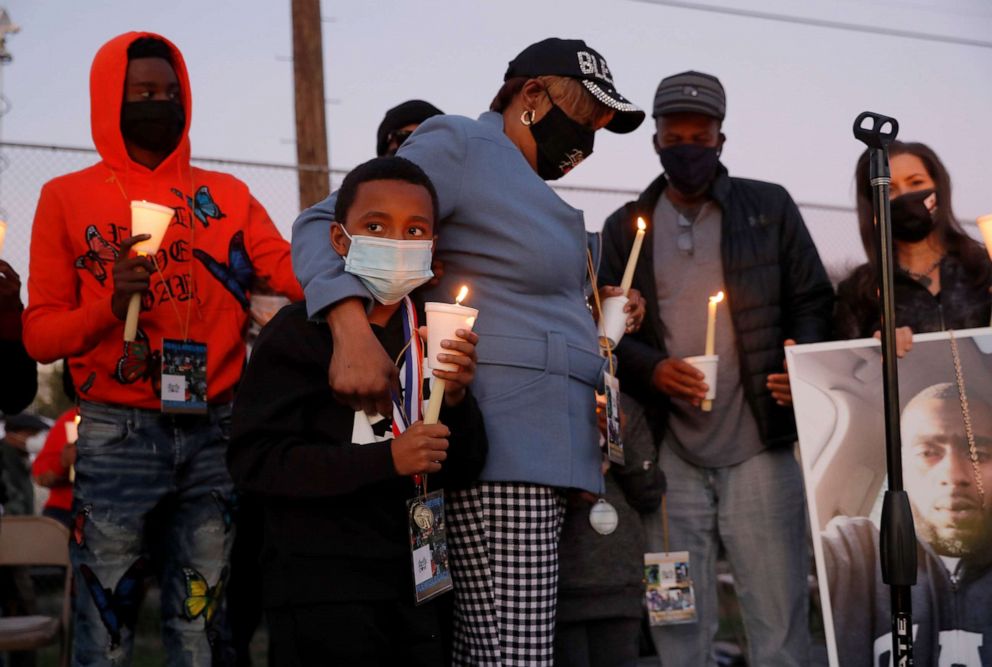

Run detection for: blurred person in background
[[376, 99, 444, 157], [32, 407, 78, 528], [0, 412, 47, 517]]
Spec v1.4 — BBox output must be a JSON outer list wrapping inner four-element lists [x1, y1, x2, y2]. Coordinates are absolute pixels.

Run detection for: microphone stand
[[853, 111, 917, 665]]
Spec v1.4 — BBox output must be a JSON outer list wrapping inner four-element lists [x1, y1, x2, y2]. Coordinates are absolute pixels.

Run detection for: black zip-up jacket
[[228, 301, 488, 607], [835, 254, 992, 339], [600, 167, 834, 450]]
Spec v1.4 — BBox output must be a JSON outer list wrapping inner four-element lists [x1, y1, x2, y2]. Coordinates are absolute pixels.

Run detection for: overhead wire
[[629, 0, 992, 49]]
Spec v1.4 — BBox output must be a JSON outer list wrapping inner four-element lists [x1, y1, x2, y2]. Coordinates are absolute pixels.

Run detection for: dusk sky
[[1, 0, 990, 281]]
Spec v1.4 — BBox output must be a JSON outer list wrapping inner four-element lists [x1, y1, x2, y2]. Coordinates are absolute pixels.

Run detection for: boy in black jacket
[[228, 157, 487, 667]]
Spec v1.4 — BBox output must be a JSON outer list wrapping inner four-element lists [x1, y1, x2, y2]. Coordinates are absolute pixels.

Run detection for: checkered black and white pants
[[446, 482, 566, 666]]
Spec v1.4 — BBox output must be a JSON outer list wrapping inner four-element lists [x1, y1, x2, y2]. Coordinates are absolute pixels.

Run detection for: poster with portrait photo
[[786, 328, 992, 667]]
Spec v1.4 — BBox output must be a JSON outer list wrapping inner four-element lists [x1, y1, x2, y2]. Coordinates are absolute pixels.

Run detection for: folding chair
[[0, 515, 72, 667]]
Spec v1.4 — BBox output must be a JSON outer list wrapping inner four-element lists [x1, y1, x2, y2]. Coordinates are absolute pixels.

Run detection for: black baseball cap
[[504, 38, 645, 134], [3, 413, 48, 433], [653, 71, 726, 120], [376, 100, 444, 157]]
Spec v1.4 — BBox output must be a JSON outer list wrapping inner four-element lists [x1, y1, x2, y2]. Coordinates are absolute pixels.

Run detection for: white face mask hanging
[[340, 225, 434, 305]]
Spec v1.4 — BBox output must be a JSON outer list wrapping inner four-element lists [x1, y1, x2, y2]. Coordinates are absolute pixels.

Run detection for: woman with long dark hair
[[835, 140, 991, 341]]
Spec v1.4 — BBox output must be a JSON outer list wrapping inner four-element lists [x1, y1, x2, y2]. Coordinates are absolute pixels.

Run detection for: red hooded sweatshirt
[[23, 32, 303, 409]]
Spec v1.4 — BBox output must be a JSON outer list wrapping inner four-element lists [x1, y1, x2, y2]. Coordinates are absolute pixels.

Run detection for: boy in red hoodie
[[23, 33, 302, 666]]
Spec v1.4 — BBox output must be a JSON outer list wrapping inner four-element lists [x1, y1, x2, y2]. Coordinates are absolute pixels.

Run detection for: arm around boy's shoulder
[[228, 304, 398, 498], [290, 189, 370, 320]]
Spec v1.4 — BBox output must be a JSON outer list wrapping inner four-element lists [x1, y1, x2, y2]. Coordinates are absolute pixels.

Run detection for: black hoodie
[[228, 301, 488, 608], [822, 516, 992, 666]]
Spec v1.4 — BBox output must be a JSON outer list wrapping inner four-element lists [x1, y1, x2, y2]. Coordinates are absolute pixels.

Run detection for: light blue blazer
[[292, 111, 605, 493]]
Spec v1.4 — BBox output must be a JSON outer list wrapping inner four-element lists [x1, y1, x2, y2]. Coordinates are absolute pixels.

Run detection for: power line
[[630, 0, 992, 49]]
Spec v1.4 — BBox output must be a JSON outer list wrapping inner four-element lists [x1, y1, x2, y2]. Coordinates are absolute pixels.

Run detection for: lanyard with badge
[[390, 297, 454, 604], [644, 496, 699, 625], [110, 169, 208, 415], [586, 249, 624, 536]]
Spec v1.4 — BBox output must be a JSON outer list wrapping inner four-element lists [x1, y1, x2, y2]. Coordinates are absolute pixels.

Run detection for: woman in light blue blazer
[[291, 38, 645, 665]]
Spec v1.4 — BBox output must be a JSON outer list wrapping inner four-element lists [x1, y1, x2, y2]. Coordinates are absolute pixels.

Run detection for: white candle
[[64, 414, 80, 444], [424, 286, 476, 424], [0, 220, 7, 255], [704, 291, 724, 356], [619, 218, 647, 296], [124, 200, 175, 342]]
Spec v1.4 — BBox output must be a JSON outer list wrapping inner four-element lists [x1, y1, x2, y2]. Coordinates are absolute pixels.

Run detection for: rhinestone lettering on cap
[[576, 51, 614, 84]]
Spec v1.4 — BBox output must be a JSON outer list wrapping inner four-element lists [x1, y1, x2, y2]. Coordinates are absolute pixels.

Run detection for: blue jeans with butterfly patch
[[70, 400, 235, 667]]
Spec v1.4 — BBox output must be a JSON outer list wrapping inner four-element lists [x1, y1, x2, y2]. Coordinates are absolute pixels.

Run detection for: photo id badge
[[406, 490, 453, 605], [644, 551, 698, 626], [604, 372, 624, 465], [161, 339, 208, 415]]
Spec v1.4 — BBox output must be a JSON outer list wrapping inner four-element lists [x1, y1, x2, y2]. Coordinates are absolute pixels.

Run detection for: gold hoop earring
[[520, 109, 536, 126]]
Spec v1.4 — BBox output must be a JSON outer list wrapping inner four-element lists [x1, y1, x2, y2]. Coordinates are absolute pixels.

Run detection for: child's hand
[[391, 421, 450, 476], [419, 326, 479, 407]]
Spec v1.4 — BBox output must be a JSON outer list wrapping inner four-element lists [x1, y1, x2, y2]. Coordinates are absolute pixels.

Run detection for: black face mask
[[658, 143, 720, 196], [120, 100, 185, 154], [529, 103, 595, 181], [890, 189, 937, 243]]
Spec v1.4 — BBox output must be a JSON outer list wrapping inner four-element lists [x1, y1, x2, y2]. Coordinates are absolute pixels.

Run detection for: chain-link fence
[[0, 141, 870, 299]]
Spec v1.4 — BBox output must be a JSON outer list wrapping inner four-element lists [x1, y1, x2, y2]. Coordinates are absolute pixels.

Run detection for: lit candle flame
[[455, 285, 469, 306], [710, 291, 725, 304], [74, 414, 81, 426], [636, 217, 646, 232]]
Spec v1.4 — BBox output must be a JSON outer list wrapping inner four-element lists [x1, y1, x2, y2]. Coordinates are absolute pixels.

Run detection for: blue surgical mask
[[339, 225, 434, 305]]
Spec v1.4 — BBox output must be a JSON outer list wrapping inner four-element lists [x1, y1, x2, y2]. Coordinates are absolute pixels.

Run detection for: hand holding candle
[[423, 286, 479, 424], [619, 217, 647, 296], [122, 201, 175, 342]]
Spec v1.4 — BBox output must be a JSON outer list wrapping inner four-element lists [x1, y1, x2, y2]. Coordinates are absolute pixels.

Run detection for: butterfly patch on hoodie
[[74, 225, 119, 285], [172, 186, 226, 228], [193, 231, 254, 309], [114, 327, 162, 396]]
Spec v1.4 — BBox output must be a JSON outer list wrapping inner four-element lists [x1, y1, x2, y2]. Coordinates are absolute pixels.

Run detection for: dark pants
[[267, 598, 445, 667], [554, 618, 641, 667], [226, 493, 265, 666]]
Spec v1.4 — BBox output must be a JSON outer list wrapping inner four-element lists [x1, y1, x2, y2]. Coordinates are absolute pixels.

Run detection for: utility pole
[[291, 0, 330, 210]]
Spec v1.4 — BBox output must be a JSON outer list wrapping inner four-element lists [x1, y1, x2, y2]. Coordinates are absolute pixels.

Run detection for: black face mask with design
[[120, 100, 185, 154], [658, 143, 721, 196], [890, 189, 938, 243], [529, 103, 595, 181]]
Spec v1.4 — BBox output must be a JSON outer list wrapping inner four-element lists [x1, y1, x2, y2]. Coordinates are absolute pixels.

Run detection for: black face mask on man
[[529, 103, 595, 181], [890, 189, 938, 243], [120, 100, 185, 154], [658, 143, 720, 196]]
